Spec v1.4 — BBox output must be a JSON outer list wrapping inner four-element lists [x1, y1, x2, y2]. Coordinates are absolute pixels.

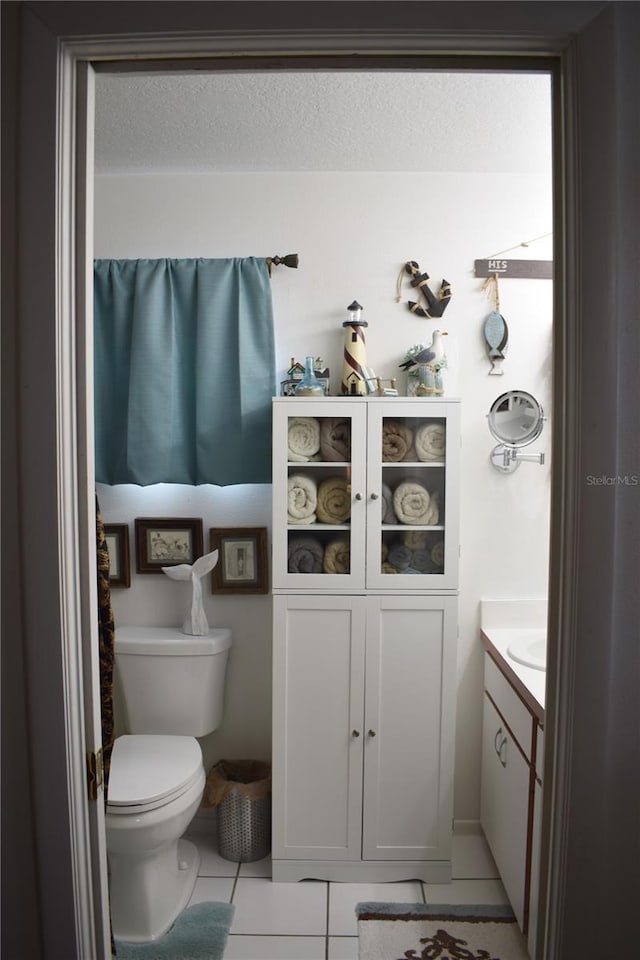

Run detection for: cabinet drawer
[[484, 655, 534, 761]]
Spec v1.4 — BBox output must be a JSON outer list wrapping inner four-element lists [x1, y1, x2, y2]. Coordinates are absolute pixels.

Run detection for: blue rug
[[114, 902, 235, 960]]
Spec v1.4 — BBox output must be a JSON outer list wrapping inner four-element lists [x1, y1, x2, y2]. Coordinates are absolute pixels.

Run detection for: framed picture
[[209, 527, 269, 594], [104, 523, 131, 588], [135, 517, 204, 574]]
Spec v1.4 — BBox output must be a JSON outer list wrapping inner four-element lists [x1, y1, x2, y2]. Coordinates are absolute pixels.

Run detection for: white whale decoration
[[162, 548, 219, 636]]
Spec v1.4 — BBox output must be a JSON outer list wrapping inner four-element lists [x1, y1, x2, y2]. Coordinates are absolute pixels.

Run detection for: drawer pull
[[494, 727, 503, 754], [498, 736, 508, 768]]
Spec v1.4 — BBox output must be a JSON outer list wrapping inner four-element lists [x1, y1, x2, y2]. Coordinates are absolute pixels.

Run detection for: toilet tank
[[115, 626, 232, 737]]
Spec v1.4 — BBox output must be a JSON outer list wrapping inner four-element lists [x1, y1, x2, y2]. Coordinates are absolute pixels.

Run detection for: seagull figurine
[[162, 548, 219, 636], [399, 330, 448, 370]]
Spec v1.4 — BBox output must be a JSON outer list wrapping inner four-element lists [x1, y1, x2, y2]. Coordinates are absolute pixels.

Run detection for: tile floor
[[186, 820, 508, 960]]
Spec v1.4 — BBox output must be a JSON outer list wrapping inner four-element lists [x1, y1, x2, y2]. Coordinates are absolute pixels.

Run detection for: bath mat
[[114, 901, 235, 960], [356, 902, 529, 960]]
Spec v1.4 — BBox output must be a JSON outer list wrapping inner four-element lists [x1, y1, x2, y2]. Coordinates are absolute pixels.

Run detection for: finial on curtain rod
[[267, 254, 299, 276]]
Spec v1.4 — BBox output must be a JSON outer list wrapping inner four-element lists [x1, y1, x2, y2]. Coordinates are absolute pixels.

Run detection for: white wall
[[95, 170, 552, 817]]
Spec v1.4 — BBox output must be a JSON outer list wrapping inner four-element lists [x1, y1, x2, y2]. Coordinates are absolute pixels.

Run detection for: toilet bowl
[[105, 627, 232, 942], [106, 735, 206, 942]]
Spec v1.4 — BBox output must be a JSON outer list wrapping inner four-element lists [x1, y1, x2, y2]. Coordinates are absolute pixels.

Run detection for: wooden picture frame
[[209, 527, 269, 594], [104, 523, 131, 588], [135, 517, 204, 574]]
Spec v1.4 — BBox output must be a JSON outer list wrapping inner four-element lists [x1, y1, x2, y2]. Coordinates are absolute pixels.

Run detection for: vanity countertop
[[481, 627, 545, 724]]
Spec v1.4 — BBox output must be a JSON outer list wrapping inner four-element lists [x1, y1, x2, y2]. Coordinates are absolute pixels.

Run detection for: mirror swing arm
[[487, 390, 546, 473]]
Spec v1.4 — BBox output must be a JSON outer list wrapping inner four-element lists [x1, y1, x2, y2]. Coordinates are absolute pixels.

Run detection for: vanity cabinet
[[271, 398, 460, 882], [480, 655, 543, 939]]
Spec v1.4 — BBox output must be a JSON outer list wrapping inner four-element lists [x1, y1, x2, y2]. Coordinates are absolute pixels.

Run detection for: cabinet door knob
[[355, 493, 363, 501], [368, 729, 377, 738], [352, 729, 360, 738], [370, 492, 379, 500]]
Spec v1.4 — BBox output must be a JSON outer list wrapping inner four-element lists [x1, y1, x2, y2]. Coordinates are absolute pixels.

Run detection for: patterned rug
[[114, 901, 235, 960], [356, 902, 529, 960]]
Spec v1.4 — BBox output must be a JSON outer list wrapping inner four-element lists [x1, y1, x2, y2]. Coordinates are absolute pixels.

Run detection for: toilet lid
[[107, 735, 203, 809]]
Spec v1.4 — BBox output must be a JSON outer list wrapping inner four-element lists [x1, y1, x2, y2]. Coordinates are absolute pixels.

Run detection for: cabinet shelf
[[382, 461, 445, 469], [287, 523, 350, 531]]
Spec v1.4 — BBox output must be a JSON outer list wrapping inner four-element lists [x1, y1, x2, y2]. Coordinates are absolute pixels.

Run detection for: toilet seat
[[107, 735, 203, 815]]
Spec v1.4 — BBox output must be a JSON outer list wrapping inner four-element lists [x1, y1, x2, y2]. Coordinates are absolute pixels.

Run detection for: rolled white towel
[[288, 417, 321, 461], [288, 473, 317, 523], [393, 482, 439, 525], [415, 422, 446, 462]]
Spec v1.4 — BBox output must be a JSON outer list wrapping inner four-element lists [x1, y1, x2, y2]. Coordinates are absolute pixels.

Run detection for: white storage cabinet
[[271, 398, 460, 882]]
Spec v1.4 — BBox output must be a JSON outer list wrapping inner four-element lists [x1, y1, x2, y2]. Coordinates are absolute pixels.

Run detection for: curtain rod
[[267, 254, 299, 276]]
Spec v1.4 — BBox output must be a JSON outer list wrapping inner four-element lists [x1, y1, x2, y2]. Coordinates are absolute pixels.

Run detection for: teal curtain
[[94, 258, 275, 485]]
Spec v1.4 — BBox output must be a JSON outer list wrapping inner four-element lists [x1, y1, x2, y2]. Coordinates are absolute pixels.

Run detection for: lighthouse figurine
[[340, 300, 369, 396]]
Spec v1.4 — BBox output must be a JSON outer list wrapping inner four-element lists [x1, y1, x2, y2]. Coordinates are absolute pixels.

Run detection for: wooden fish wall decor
[[482, 273, 509, 375], [399, 260, 452, 319], [484, 310, 509, 375]]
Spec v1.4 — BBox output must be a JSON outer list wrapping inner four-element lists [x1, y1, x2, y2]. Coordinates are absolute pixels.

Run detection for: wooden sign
[[474, 259, 553, 279]]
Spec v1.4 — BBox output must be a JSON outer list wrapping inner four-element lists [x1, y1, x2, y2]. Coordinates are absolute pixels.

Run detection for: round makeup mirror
[[488, 390, 545, 473]]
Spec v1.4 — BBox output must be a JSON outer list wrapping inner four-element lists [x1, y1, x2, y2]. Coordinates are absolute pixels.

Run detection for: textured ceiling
[[94, 70, 552, 175]]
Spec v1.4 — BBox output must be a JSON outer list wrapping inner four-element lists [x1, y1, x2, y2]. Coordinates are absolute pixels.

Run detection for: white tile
[[422, 878, 509, 905], [329, 881, 423, 937], [452, 828, 499, 879], [187, 828, 238, 877], [187, 876, 235, 906], [232, 878, 328, 936], [238, 854, 272, 878], [225, 934, 326, 959], [329, 936, 359, 960]]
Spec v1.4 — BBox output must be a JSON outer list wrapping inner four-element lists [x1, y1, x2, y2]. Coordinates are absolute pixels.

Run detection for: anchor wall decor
[[397, 260, 452, 319]]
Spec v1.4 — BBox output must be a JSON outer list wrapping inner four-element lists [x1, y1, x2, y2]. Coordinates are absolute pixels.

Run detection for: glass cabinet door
[[272, 399, 367, 590], [365, 400, 460, 591]]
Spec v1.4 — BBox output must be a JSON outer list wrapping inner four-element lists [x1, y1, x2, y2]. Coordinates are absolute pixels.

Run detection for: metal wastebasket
[[204, 759, 271, 863]]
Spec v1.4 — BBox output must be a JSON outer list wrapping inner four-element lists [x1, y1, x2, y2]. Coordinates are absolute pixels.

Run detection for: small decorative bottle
[[294, 356, 325, 397]]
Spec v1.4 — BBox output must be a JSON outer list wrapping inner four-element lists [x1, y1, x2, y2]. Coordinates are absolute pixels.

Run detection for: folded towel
[[320, 418, 351, 462], [288, 473, 317, 524], [387, 543, 412, 569], [431, 539, 445, 568], [317, 476, 351, 524], [403, 530, 429, 550], [381, 483, 397, 524], [415, 422, 446, 462], [288, 536, 324, 573], [393, 481, 439, 525], [288, 417, 321, 461], [323, 537, 350, 574], [382, 421, 414, 461], [382, 561, 400, 574]]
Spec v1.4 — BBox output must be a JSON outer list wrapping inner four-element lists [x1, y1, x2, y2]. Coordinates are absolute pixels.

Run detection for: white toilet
[[106, 625, 232, 942]]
